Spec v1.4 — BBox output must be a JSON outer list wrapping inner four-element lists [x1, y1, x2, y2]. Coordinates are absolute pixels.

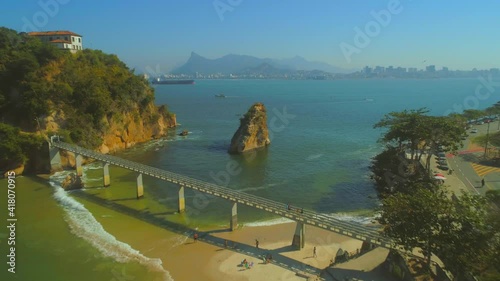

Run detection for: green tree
[[0, 123, 44, 171], [379, 187, 496, 278], [378, 186, 450, 269], [419, 115, 465, 173], [374, 108, 465, 178], [462, 109, 485, 121], [374, 108, 429, 160]]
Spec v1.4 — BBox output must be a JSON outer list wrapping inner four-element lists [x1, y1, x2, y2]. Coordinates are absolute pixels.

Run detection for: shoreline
[[63, 180, 370, 281]]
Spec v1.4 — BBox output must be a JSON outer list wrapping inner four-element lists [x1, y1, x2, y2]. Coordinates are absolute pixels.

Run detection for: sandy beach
[[79, 189, 386, 281], [84, 195, 379, 281]]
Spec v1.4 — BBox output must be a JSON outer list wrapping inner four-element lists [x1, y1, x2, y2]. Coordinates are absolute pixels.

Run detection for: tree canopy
[[0, 27, 173, 173], [378, 187, 498, 278], [0, 27, 171, 150], [371, 108, 465, 193]]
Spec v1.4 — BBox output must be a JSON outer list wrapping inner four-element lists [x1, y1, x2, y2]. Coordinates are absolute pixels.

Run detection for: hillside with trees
[[371, 107, 500, 280], [0, 27, 176, 174]]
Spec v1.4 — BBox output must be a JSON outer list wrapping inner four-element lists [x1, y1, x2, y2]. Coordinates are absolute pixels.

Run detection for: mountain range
[[171, 52, 351, 75]]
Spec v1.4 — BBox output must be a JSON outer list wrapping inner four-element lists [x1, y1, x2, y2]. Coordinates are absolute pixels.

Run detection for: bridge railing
[[52, 141, 394, 247]]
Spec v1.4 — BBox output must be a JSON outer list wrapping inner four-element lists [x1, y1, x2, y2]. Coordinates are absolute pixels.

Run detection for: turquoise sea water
[[116, 78, 492, 226], [3, 78, 493, 281]]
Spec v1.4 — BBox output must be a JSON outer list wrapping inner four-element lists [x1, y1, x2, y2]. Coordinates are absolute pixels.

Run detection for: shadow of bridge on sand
[[71, 190, 323, 277]]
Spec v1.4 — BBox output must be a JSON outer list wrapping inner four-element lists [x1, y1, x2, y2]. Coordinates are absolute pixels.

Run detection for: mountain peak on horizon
[[172, 52, 351, 74], [189, 51, 203, 58]]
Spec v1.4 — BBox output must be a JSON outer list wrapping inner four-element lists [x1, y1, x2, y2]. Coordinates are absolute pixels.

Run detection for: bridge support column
[[136, 174, 144, 199], [230, 203, 237, 231], [178, 186, 185, 213], [75, 154, 83, 177], [103, 163, 110, 187], [292, 222, 305, 249], [48, 143, 62, 172]]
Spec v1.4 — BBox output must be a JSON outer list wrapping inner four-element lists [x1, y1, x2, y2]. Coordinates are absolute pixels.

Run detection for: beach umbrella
[[434, 176, 446, 180]]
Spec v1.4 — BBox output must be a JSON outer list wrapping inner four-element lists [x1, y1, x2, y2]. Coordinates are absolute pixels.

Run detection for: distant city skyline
[[2, 0, 500, 73]]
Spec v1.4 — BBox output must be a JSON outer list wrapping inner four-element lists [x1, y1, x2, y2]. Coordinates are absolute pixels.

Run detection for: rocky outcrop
[[3, 165, 25, 178], [228, 103, 271, 154], [100, 103, 176, 153], [61, 173, 83, 190]]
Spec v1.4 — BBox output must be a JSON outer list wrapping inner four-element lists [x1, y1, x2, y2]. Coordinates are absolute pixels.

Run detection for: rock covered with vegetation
[[228, 102, 270, 154], [371, 107, 500, 280], [0, 27, 176, 175]]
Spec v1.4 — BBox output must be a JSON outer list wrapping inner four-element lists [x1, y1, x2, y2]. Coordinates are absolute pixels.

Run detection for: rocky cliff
[[0, 29, 178, 175], [228, 103, 271, 154], [40, 103, 176, 169]]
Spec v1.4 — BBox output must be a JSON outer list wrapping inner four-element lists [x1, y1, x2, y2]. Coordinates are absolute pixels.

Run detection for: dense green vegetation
[[372, 107, 500, 280], [371, 108, 466, 194], [0, 123, 44, 172], [0, 27, 172, 172], [379, 188, 499, 279]]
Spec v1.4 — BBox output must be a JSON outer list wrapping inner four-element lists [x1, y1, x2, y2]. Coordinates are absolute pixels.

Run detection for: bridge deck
[[52, 141, 394, 249]]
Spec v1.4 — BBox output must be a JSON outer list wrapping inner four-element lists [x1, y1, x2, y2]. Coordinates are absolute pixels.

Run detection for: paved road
[[448, 120, 500, 195]]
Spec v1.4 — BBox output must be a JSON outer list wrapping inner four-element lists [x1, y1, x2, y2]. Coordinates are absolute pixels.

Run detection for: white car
[[471, 129, 478, 133]]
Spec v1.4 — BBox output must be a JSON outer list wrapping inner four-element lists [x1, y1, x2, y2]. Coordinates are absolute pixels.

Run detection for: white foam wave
[[328, 212, 377, 225], [49, 171, 173, 281], [84, 162, 103, 170], [243, 217, 294, 227]]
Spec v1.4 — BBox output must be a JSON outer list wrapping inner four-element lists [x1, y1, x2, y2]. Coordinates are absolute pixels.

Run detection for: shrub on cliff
[[0, 123, 44, 172], [0, 27, 173, 150]]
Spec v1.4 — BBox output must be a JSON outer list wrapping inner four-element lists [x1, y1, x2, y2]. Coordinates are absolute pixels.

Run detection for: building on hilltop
[[27, 30, 83, 53]]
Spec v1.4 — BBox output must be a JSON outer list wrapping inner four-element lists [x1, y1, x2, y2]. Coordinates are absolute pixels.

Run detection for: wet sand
[[83, 193, 369, 281]]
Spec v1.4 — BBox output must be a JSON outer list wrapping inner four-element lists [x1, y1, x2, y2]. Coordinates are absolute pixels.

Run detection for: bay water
[[1, 78, 490, 280]]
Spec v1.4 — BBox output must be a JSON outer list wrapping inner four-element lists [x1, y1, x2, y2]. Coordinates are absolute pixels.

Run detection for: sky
[[1, 0, 500, 73]]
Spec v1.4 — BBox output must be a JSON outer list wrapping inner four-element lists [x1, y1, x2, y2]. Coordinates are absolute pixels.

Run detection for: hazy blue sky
[[2, 0, 499, 72]]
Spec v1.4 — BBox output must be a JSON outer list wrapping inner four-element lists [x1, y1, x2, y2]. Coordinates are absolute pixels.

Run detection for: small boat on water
[[215, 94, 226, 98]]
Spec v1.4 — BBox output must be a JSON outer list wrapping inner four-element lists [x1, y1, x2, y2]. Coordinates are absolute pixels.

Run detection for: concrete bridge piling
[[49, 144, 63, 172], [75, 154, 83, 177], [230, 202, 238, 231], [103, 163, 110, 187], [178, 186, 185, 213], [292, 222, 305, 249], [136, 173, 144, 199]]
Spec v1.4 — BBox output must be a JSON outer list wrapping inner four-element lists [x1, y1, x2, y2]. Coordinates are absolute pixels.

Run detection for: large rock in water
[[228, 103, 271, 154], [61, 173, 83, 190]]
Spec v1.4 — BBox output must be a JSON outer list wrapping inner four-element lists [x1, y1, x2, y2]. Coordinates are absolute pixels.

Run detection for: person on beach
[[255, 239, 259, 249], [313, 246, 317, 258], [193, 233, 198, 242]]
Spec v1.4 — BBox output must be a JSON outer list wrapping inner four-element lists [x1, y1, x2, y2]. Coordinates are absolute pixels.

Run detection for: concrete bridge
[[49, 137, 393, 250]]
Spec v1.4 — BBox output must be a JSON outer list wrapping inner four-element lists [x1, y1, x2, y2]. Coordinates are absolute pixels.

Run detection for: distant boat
[[152, 78, 194, 85], [215, 94, 226, 98]]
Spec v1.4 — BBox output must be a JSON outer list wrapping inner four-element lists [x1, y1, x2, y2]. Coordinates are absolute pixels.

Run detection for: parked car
[[437, 152, 446, 157], [438, 164, 450, 171], [437, 161, 448, 166], [471, 129, 478, 133]]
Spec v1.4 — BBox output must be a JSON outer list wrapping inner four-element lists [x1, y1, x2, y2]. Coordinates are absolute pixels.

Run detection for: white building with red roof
[[28, 31, 83, 53]]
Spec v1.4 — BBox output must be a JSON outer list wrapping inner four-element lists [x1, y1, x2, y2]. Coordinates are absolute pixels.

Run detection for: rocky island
[[228, 102, 271, 154]]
